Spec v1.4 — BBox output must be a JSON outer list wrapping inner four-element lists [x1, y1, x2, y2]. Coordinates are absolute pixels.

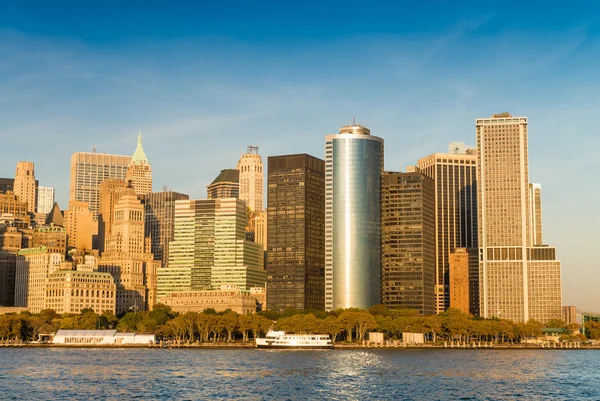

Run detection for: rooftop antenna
[[92, 146, 96, 153], [352, 117, 356, 125]]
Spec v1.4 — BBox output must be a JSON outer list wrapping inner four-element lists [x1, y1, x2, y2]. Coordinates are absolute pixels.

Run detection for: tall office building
[[529, 183, 543, 246], [158, 198, 265, 300], [267, 154, 325, 311], [14, 246, 64, 313], [417, 150, 478, 313], [13, 161, 37, 213], [98, 179, 128, 254], [207, 169, 239, 199], [325, 123, 384, 310], [126, 132, 152, 196], [237, 146, 263, 212], [477, 112, 561, 323], [64, 201, 97, 250], [381, 171, 436, 315], [36, 186, 55, 214], [69, 151, 131, 218], [144, 190, 189, 268], [98, 185, 159, 313]]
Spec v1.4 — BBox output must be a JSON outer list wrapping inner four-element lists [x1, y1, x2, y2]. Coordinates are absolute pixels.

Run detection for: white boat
[[256, 331, 333, 349]]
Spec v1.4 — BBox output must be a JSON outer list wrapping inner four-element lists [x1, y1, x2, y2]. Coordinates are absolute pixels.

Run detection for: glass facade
[[331, 134, 383, 310]]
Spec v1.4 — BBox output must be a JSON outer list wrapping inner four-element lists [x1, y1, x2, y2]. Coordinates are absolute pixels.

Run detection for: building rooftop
[[209, 169, 240, 185], [45, 202, 64, 226], [130, 131, 150, 165]]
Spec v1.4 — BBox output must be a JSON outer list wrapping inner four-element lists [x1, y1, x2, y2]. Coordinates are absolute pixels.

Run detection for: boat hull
[[256, 344, 333, 349]]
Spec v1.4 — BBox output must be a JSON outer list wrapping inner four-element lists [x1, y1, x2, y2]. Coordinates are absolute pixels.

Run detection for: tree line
[[0, 304, 591, 343]]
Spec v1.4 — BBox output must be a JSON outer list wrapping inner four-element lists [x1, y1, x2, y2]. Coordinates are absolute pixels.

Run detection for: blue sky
[[1, 1, 599, 311]]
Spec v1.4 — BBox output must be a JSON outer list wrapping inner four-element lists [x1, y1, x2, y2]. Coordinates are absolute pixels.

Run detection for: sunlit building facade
[[325, 123, 383, 310], [477, 113, 561, 323], [126, 132, 152, 196], [417, 151, 478, 313], [13, 161, 37, 214], [158, 198, 265, 301], [69, 152, 131, 218], [237, 146, 263, 212]]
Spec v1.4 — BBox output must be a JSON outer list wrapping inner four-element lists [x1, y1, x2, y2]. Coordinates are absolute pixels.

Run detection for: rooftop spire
[[131, 130, 149, 165]]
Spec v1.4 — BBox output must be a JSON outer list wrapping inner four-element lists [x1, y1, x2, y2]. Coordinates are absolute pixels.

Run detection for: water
[[0, 348, 598, 400]]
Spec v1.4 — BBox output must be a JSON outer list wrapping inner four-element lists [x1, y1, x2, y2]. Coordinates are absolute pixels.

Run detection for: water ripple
[[0, 348, 598, 400]]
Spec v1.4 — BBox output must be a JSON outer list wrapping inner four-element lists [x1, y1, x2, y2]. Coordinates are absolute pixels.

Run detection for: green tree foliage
[[584, 321, 600, 340], [0, 306, 580, 345]]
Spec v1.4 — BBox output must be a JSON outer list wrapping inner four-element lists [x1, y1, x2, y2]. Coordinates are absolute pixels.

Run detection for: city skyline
[[1, 2, 598, 312]]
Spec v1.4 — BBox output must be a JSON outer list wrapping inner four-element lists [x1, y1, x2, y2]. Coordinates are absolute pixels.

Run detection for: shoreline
[[2, 343, 599, 350]]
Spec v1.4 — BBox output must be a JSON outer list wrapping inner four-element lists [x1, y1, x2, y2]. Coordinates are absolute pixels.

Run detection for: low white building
[[402, 332, 425, 344], [52, 330, 155, 345]]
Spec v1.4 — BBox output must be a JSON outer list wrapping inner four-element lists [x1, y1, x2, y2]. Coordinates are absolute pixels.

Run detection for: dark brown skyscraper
[[417, 151, 478, 313], [267, 154, 325, 311], [382, 171, 436, 315]]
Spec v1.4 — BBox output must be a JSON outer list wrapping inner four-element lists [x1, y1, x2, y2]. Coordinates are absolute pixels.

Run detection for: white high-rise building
[[37, 186, 55, 214], [236, 146, 263, 212], [477, 112, 561, 323]]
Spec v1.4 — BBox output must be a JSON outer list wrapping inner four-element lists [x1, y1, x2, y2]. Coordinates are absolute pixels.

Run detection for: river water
[[0, 348, 597, 400]]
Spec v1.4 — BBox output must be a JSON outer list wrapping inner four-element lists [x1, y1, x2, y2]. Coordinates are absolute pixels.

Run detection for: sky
[[1, 1, 599, 312]]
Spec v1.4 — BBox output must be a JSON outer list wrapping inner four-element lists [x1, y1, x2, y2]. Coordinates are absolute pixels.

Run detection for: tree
[[116, 312, 142, 332], [318, 316, 343, 343], [238, 314, 253, 342], [338, 311, 358, 342], [221, 312, 239, 342], [354, 312, 378, 341], [546, 319, 567, 329], [196, 313, 213, 342], [368, 304, 389, 317], [423, 315, 442, 343], [584, 321, 600, 340]]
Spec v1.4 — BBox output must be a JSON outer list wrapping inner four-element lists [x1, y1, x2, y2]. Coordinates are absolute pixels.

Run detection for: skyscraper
[[529, 183, 543, 246], [36, 186, 55, 214], [64, 201, 96, 250], [417, 150, 478, 313], [98, 185, 159, 313], [477, 112, 561, 323], [207, 169, 239, 199], [69, 151, 131, 218], [267, 154, 325, 311], [158, 198, 265, 300], [143, 190, 189, 268], [98, 179, 128, 254], [325, 123, 383, 311], [13, 161, 37, 213], [237, 146, 263, 212], [381, 171, 436, 315], [126, 132, 152, 196]]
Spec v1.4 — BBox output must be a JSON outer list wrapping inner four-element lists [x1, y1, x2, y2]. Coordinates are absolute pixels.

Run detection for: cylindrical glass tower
[[326, 124, 383, 310]]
